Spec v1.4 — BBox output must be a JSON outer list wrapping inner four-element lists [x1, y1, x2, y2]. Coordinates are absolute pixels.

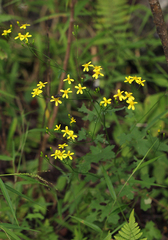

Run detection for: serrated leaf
[[77, 128, 87, 141], [114, 209, 147, 240], [78, 103, 99, 122]]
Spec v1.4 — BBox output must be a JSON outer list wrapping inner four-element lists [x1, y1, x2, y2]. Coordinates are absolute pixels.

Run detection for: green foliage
[[143, 221, 162, 240], [1, 0, 168, 239], [114, 210, 147, 240]]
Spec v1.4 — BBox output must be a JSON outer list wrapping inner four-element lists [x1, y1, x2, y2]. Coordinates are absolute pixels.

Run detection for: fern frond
[[114, 209, 147, 240], [95, 0, 130, 30]]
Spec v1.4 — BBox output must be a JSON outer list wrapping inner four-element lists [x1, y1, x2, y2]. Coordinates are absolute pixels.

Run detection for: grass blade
[[102, 165, 116, 201], [0, 226, 21, 240], [71, 216, 102, 233], [0, 178, 18, 225]]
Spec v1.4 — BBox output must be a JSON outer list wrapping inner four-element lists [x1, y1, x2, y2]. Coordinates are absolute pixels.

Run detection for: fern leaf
[[114, 209, 147, 240]]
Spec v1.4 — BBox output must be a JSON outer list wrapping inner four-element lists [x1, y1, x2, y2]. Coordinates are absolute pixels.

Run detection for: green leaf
[[103, 231, 112, 240], [0, 89, 16, 98], [0, 223, 39, 232], [0, 155, 13, 161], [140, 196, 152, 211], [78, 145, 115, 173], [78, 103, 97, 122], [114, 209, 147, 240], [34, 13, 69, 24], [143, 221, 161, 239], [0, 14, 18, 22], [5, 184, 45, 209], [28, 128, 47, 133], [102, 166, 116, 200], [71, 216, 103, 233], [0, 39, 11, 59], [7, 117, 17, 150], [26, 213, 44, 220], [0, 179, 18, 225], [118, 184, 135, 200], [136, 155, 162, 171], [0, 225, 21, 240], [77, 128, 87, 141]]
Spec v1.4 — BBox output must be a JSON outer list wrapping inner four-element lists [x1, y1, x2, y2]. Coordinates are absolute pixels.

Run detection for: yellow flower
[[20, 23, 30, 29], [60, 88, 72, 98], [2, 29, 11, 36], [37, 81, 48, 89], [124, 92, 135, 101], [54, 124, 61, 131], [51, 150, 67, 160], [66, 150, 74, 160], [100, 97, 112, 107], [58, 150, 67, 160], [124, 76, 134, 84], [58, 143, 68, 149], [113, 89, 125, 101], [70, 117, 76, 124], [93, 66, 102, 71], [92, 70, 104, 79], [136, 78, 146, 86], [75, 84, 86, 94], [67, 130, 77, 140], [31, 88, 43, 97], [51, 150, 60, 159], [61, 126, 72, 137], [126, 99, 138, 110], [23, 32, 32, 42], [63, 74, 74, 84], [14, 33, 24, 41], [82, 61, 93, 72], [132, 76, 141, 83], [50, 96, 62, 106]]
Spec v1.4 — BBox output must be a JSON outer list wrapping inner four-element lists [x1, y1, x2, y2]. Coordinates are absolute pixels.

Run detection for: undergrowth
[[0, 0, 168, 240]]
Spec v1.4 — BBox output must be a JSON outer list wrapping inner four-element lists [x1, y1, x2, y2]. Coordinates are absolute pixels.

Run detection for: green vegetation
[[0, 0, 168, 239]]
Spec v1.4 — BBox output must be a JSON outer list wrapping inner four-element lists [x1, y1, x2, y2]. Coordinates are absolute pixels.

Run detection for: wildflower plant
[[31, 61, 147, 173], [34, 58, 165, 239], [2, 21, 32, 44]]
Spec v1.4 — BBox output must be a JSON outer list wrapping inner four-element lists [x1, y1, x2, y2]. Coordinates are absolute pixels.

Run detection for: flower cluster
[[15, 22, 32, 43], [50, 75, 87, 106], [50, 118, 77, 160], [113, 76, 146, 110], [31, 81, 47, 97], [124, 76, 146, 86], [2, 26, 12, 36], [82, 61, 104, 79], [61, 125, 77, 140], [1, 22, 32, 43], [51, 149, 74, 161], [32, 62, 104, 106], [31, 62, 146, 163]]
